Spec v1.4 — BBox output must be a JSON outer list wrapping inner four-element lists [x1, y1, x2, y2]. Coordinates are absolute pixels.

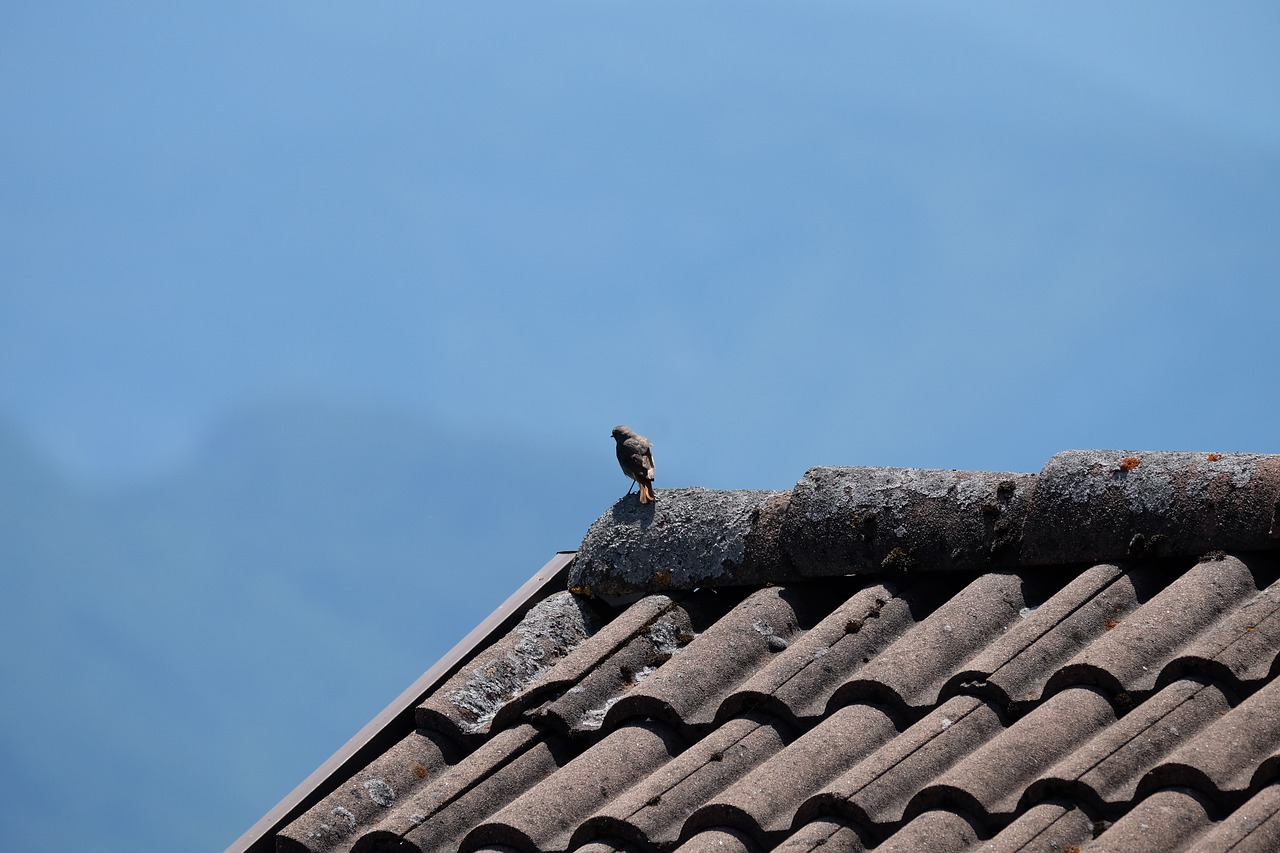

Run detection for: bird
[[611, 425, 656, 504]]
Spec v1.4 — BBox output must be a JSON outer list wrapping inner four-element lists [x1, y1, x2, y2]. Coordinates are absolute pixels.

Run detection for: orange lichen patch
[[1119, 457, 1142, 472], [1065, 846, 1082, 853], [570, 583, 593, 597], [1246, 626, 1256, 633], [653, 570, 671, 589], [1208, 452, 1223, 461], [412, 763, 429, 779], [1105, 618, 1121, 631]]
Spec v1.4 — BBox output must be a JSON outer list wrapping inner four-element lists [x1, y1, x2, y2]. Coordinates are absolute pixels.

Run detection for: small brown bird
[[611, 425, 656, 504]]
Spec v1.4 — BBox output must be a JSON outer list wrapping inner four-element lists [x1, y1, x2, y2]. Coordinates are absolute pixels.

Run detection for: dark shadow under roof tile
[[672, 827, 758, 853], [571, 842, 641, 853], [773, 818, 870, 853], [835, 573, 1028, 713], [1165, 555, 1280, 691], [716, 581, 909, 724], [876, 809, 982, 852], [980, 800, 1094, 853], [524, 596, 697, 735], [798, 695, 1004, 827], [1147, 675, 1280, 797], [1033, 678, 1230, 809], [1193, 783, 1280, 852], [1049, 556, 1259, 698], [577, 713, 791, 849], [1086, 787, 1216, 852], [385, 724, 569, 853], [505, 593, 682, 694], [951, 562, 1154, 707], [924, 686, 1115, 819], [602, 586, 833, 733], [415, 592, 606, 742], [693, 703, 897, 839], [464, 720, 685, 852]]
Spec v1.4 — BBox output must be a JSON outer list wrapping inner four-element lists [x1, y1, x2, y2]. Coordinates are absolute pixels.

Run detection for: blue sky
[[2, 3, 1278, 850]]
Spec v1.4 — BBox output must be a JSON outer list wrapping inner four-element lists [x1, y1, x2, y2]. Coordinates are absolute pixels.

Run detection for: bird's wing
[[626, 438, 655, 481], [621, 438, 653, 480]]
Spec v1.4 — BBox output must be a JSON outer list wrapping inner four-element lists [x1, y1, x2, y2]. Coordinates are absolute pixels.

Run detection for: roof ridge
[[572, 449, 1280, 595]]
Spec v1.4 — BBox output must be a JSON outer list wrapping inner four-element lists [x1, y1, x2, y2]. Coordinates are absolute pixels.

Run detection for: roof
[[234, 448, 1280, 853]]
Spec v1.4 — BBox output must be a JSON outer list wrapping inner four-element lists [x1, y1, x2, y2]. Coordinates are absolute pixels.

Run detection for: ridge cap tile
[[572, 448, 1280, 596], [1024, 450, 1280, 567]]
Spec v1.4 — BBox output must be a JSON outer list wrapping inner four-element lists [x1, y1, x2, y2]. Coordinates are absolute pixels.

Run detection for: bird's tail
[[639, 482, 655, 504]]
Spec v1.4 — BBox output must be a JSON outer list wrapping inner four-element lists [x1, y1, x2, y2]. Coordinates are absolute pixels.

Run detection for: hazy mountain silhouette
[[0, 399, 606, 851]]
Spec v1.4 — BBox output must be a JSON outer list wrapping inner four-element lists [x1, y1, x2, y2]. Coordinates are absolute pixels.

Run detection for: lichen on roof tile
[[571, 449, 1280, 597], [416, 591, 605, 738], [781, 466, 1034, 578], [1023, 450, 1280, 565], [570, 487, 788, 596]]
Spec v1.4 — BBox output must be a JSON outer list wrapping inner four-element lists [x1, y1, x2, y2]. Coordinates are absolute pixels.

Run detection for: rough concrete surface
[[781, 466, 1035, 577], [569, 487, 787, 595], [1022, 450, 1280, 564], [569, 449, 1280, 597]]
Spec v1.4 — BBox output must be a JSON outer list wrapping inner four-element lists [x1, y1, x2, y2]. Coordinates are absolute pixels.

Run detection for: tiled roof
[[241, 449, 1280, 853]]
